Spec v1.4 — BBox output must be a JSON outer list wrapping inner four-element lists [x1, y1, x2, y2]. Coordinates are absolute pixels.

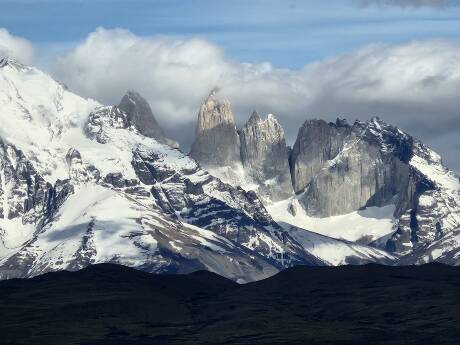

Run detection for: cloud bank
[[51, 28, 460, 171], [0, 28, 35, 64], [1, 27, 459, 172]]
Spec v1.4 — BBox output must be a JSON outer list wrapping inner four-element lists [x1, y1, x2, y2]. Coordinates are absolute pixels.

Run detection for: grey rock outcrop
[[289, 116, 460, 261], [65, 148, 101, 183], [85, 106, 133, 144], [0, 138, 73, 231], [118, 91, 178, 148], [290, 118, 415, 217], [0, 57, 27, 71], [239, 111, 293, 201], [190, 90, 241, 168], [385, 141, 459, 256], [0, 139, 49, 221], [290, 119, 351, 194]]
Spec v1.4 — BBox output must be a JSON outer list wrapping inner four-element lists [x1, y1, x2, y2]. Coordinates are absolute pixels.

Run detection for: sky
[[0, 0, 459, 171]]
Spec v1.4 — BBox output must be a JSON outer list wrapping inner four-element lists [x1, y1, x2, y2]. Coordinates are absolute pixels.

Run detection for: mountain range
[[0, 56, 459, 282]]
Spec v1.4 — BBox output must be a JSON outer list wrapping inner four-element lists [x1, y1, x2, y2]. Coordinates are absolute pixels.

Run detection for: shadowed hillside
[[2, 263, 460, 345]]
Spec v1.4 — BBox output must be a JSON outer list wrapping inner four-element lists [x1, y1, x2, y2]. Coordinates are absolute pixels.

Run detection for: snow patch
[[268, 198, 396, 243], [410, 151, 460, 191]]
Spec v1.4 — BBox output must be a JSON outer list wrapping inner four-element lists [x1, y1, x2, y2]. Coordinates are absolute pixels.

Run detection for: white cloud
[[0, 28, 35, 64], [52, 27, 308, 134], [0, 26, 456, 171], [300, 39, 460, 118]]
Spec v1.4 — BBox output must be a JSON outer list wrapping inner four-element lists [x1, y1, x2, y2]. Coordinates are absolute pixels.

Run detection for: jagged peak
[[302, 117, 393, 133], [245, 111, 281, 128], [369, 116, 387, 129], [208, 87, 219, 99], [359, 117, 410, 140], [203, 88, 231, 109], [204, 88, 217, 104], [119, 90, 150, 108], [123, 90, 143, 101], [296, 117, 415, 163], [371, 115, 383, 123], [266, 113, 278, 123], [248, 110, 262, 124], [197, 89, 234, 129], [300, 118, 329, 129], [353, 116, 389, 130], [117, 90, 178, 148], [348, 117, 415, 163], [335, 118, 350, 128], [0, 56, 28, 71]]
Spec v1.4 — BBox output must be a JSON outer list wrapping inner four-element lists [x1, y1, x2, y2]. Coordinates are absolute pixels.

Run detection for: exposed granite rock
[[0, 138, 75, 238], [288, 116, 460, 261], [239, 111, 293, 201], [190, 90, 241, 168], [386, 142, 459, 256], [65, 148, 100, 183], [85, 92, 178, 148], [0, 139, 49, 221], [290, 118, 415, 217], [118, 91, 179, 148], [290, 118, 352, 194], [85, 106, 132, 144], [103, 172, 138, 188]]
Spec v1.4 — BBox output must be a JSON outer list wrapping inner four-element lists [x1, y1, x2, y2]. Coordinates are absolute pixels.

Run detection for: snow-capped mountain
[[0, 57, 396, 282], [0, 57, 458, 282], [190, 92, 460, 266]]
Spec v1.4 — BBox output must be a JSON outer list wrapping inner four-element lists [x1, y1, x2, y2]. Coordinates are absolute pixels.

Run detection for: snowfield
[[268, 198, 396, 244]]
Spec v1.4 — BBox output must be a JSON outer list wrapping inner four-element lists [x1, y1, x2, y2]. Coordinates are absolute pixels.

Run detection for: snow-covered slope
[[0, 181, 281, 282], [286, 226, 395, 266], [0, 58, 99, 183], [268, 198, 396, 245], [0, 58, 398, 282]]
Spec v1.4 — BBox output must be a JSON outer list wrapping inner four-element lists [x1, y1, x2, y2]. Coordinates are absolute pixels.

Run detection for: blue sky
[[1, 0, 460, 68]]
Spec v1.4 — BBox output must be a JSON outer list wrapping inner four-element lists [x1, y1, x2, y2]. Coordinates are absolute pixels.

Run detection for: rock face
[[288, 116, 460, 260], [190, 92, 294, 203], [290, 119, 351, 194], [290, 118, 414, 217], [239, 112, 293, 201], [190, 90, 241, 168], [0, 139, 50, 221], [188, 93, 460, 266], [118, 91, 178, 148], [386, 142, 460, 257]]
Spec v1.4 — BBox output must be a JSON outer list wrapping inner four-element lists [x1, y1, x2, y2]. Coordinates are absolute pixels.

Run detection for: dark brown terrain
[[2, 263, 460, 345]]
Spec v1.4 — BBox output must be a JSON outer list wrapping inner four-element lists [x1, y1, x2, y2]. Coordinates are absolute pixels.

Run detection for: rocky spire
[[239, 112, 293, 201], [118, 91, 178, 148], [248, 110, 262, 124], [0, 57, 27, 71], [190, 89, 241, 168]]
